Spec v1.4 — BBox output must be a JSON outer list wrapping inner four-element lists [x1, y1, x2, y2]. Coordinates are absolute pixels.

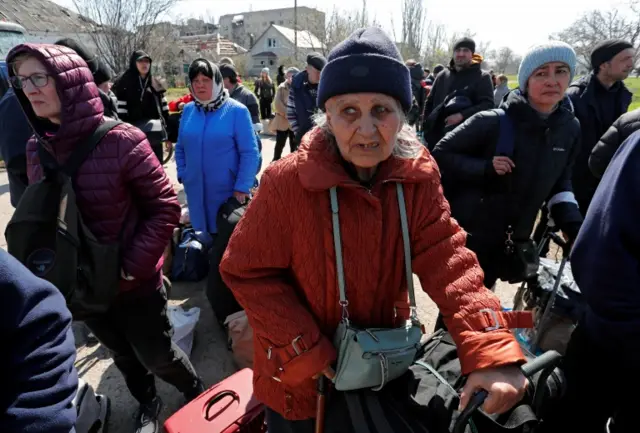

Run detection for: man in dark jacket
[[0, 85, 31, 207], [589, 107, 640, 178], [0, 249, 78, 433], [406, 59, 427, 129], [565, 39, 634, 214], [423, 37, 495, 149], [286, 52, 326, 144], [112, 50, 170, 162], [545, 131, 640, 433], [220, 63, 261, 131], [55, 38, 119, 120], [220, 63, 263, 173]]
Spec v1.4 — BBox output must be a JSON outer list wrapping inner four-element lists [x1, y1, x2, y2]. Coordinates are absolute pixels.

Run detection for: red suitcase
[[164, 368, 266, 433]]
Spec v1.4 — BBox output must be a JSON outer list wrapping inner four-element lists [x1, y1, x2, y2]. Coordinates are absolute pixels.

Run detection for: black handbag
[[492, 109, 540, 284]]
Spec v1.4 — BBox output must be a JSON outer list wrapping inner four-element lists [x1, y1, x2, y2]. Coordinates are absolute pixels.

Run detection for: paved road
[[0, 135, 518, 432]]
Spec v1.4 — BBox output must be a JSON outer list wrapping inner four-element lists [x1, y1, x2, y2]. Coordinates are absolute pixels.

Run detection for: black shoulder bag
[[493, 109, 539, 284]]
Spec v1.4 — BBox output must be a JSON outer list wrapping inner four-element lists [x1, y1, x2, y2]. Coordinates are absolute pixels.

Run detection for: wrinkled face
[[453, 47, 473, 67], [325, 92, 403, 169], [601, 48, 635, 81], [286, 71, 295, 84], [306, 64, 321, 84], [527, 61, 571, 108], [191, 73, 214, 101], [14, 56, 62, 123], [136, 58, 151, 75]]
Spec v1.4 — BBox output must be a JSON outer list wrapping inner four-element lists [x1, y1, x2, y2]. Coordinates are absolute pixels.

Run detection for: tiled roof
[[0, 0, 97, 33]]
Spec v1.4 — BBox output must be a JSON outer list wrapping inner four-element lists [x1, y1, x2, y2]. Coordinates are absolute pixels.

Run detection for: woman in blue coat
[[176, 59, 260, 233]]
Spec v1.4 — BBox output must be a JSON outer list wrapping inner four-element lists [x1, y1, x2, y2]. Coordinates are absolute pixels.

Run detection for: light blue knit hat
[[517, 41, 576, 91]]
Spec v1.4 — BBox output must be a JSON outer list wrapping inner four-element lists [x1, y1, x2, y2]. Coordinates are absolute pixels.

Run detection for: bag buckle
[[340, 300, 350, 325], [291, 335, 307, 356], [504, 225, 515, 254], [479, 308, 501, 331]]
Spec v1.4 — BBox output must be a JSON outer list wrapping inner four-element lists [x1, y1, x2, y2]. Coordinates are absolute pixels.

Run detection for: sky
[[50, 0, 633, 55]]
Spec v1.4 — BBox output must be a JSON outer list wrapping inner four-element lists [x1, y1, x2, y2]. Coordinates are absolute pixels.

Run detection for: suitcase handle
[[204, 390, 239, 421]]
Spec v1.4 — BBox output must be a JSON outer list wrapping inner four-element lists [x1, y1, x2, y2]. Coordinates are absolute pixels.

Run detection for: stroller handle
[[452, 350, 562, 433]]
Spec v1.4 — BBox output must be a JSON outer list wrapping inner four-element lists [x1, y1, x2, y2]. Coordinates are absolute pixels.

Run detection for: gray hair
[[312, 110, 422, 159]]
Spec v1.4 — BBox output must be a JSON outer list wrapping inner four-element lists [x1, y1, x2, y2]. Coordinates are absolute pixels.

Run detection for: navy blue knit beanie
[[317, 27, 412, 113]]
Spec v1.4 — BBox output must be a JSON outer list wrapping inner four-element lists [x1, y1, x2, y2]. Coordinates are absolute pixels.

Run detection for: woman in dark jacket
[[432, 42, 583, 290], [589, 107, 640, 179]]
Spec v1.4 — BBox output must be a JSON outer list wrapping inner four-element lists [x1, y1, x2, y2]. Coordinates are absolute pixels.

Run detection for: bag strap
[[39, 120, 123, 177], [330, 184, 416, 318], [494, 109, 515, 157]]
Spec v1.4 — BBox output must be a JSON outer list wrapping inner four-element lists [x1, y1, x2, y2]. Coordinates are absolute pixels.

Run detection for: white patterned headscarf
[[188, 58, 229, 113]]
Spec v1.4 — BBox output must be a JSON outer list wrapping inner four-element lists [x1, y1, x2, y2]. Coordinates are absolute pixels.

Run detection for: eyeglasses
[[9, 73, 50, 90]]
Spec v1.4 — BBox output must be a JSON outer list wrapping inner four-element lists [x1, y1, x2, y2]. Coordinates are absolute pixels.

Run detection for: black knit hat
[[306, 52, 327, 71], [453, 37, 476, 53], [591, 39, 634, 71], [317, 27, 412, 112], [219, 63, 238, 79]]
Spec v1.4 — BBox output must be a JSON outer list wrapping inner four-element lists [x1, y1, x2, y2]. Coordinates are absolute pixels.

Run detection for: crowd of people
[[0, 24, 639, 433]]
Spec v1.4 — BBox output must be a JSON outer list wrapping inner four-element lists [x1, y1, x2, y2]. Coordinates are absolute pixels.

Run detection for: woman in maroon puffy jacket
[[7, 43, 204, 433]]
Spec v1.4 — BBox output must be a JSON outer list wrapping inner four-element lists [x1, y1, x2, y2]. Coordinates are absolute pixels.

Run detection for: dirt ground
[[0, 135, 522, 432]]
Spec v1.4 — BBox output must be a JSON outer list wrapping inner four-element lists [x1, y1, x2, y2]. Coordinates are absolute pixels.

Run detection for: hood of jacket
[[129, 50, 152, 73], [296, 127, 436, 191], [448, 53, 484, 71], [501, 88, 575, 129], [7, 44, 103, 154]]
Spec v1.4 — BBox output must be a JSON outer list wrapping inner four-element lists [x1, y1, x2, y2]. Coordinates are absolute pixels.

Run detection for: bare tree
[[398, 0, 427, 61], [551, 1, 640, 71], [422, 22, 448, 67], [494, 46, 515, 73], [319, 3, 375, 55], [74, 0, 180, 74]]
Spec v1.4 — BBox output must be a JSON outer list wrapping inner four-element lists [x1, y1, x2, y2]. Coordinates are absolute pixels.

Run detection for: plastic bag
[[224, 310, 254, 369], [180, 206, 190, 225], [168, 305, 201, 357]]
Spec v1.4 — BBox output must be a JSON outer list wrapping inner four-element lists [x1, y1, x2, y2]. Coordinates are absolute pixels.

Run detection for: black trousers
[[273, 130, 296, 161], [541, 325, 640, 433], [265, 409, 314, 433], [260, 97, 273, 119], [532, 206, 559, 258], [150, 142, 163, 164], [84, 286, 200, 404]]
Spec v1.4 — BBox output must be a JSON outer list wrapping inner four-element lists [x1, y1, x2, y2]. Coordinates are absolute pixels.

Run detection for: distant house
[[249, 24, 325, 76], [219, 6, 324, 51], [0, 0, 99, 52]]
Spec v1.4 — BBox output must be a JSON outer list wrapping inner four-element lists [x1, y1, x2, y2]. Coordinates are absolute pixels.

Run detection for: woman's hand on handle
[[460, 365, 527, 415]]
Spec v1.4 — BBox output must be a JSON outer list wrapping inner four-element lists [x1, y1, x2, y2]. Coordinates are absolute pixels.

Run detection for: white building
[[219, 6, 324, 52], [248, 24, 325, 76]]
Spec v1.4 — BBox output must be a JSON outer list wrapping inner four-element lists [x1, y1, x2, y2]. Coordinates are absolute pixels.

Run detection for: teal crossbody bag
[[330, 183, 423, 392]]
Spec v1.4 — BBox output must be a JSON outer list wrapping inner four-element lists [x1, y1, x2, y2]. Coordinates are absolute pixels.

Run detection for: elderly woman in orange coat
[[220, 27, 530, 431]]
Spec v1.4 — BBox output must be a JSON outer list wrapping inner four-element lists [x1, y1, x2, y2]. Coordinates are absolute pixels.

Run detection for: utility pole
[[294, 0, 298, 61]]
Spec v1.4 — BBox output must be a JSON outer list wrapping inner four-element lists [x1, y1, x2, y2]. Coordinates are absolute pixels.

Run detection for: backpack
[[171, 228, 212, 282], [5, 120, 124, 319]]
